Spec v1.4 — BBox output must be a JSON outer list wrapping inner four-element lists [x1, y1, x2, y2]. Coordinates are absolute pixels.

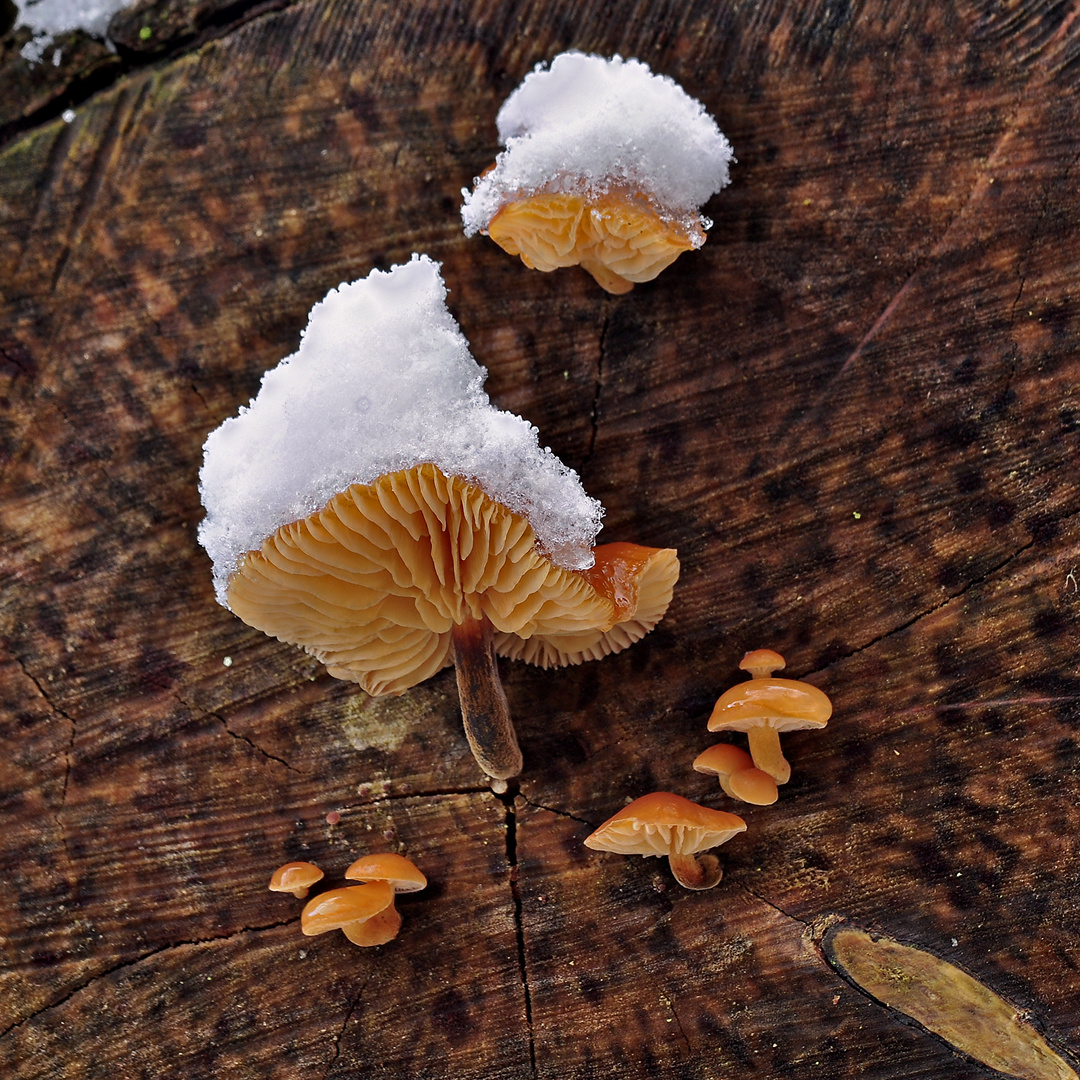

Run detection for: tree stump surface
[[2, 1, 1079, 1077]]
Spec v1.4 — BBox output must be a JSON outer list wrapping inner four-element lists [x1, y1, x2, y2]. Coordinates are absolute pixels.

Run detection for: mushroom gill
[[227, 463, 679, 781]]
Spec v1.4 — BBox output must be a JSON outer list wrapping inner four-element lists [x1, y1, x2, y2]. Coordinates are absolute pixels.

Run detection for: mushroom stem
[[745, 724, 791, 785], [668, 852, 723, 890], [452, 615, 523, 781]]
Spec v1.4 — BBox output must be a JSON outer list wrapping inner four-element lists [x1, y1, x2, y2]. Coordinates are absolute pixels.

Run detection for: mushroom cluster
[[269, 852, 427, 948], [584, 648, 831, 890]]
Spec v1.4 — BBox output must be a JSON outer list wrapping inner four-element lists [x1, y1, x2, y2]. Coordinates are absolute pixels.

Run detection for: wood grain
[[2, 0, 1079, 1076]]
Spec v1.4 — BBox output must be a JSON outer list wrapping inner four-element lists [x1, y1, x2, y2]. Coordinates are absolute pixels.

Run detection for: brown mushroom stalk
[[667, 851, 723, 890], [451, 614, 522, 782]]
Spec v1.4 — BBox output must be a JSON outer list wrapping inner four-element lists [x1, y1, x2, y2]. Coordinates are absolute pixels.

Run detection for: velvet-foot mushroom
[[462, 52, 734, 294], [692, 743, 779, 805], [268, 861, 324, 899], [300, 881, 399, 947], [708, 649, 831, 785], [584, 792, 746, 890], [199, 256, 679, 784]]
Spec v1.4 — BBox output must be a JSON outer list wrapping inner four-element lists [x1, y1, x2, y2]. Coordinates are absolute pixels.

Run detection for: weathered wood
[[2, 0, 1080, 1076]]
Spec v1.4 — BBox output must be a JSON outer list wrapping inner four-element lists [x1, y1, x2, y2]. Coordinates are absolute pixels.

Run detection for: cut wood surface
[[2, 1, 1079, 1077]]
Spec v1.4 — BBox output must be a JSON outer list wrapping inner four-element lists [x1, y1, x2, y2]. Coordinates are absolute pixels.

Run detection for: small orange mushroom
[[692, 744, 778, 805], [227, 464, 678, 783], [300, 881, 399, 947], [268, 861, 324, 899], [708, 649, 831, 785], [342, 852, 427, 944], [583, 791, 746, 890]]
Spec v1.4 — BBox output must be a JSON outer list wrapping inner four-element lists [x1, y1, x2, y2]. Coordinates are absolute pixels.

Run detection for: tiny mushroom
[[268, 861, 324, 899], [199, 257, 678, 786], [708, 649, 831, 785], [693, 743, 778, 805], [461, 52, 734, 293], [584, 791, 746, 890], [300, 880, 399, 947], [343, 852, 427, 943]]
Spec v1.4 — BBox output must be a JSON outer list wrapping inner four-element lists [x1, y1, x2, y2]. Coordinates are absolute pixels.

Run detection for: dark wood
[[2, 0, 1080, 1076]]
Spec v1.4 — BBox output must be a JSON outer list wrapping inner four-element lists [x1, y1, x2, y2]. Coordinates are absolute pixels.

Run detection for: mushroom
[[343, 852, 427, 943], [199, 256, 679, 785], [461, 52, 734, 294], [583, 791, 746, 890], [692, 743, 779, 805], [300, 880, 399, 947], [707, 649, 831, 785], [268, 861, 324, 899], [226, 466, 678, 783]]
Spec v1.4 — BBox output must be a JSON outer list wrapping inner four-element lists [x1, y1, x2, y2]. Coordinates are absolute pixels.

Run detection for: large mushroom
[[584, 791, 746, 890], [707, 649, 831, 785], [199, 256, 679, 784], [461, 52, 734, 294]]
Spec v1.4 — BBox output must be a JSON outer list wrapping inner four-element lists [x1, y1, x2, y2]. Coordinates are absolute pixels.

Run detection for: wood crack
[[806, 536, 1037, 677], [322, 977, 367, 1080], [500, 791, 538, 1080]]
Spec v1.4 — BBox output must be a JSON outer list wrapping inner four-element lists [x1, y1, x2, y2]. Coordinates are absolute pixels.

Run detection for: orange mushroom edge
[[583, 791, 746, 890], [693, 744, 779, 805], [226, 464, 679, 787], [708, 649, 832, 785], [300, 880, 401, 947], [268, 861, 325, 899]]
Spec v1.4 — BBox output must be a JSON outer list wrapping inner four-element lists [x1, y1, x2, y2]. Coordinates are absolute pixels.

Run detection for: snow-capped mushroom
[[583, 791, 746, 890], [462, 52, 735, 293], [708, 650, 831, 785], [692, 743, 778, 805], [199, 257, 679, 785], [300, 881, 399, 946], [268, 861, 324, 899]]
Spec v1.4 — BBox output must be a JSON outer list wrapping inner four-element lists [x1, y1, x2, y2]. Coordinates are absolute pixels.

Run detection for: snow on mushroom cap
[[198, 255, 604, 605], [461, 52, 734, 236]]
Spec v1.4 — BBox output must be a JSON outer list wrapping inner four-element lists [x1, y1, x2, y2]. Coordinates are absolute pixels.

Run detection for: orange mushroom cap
[[692, 744, 779, 806], [584, 792, 746, 858], [708, 678, 832, 733], [739, 648, 786, 679], [344, 853, 427, 893], [486, 189, 704, 295], [268, 861, 324, 899], [300, 881, 395, 938], [227, 465, 678, 693]]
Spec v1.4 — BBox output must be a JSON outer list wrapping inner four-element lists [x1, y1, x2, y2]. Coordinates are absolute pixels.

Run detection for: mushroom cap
[[268, 861, 324, 893], [227, 464, 679, 695], [708, 678, 832, 733], [300, 881, 395, 936], [344, 853, 427, 893], [583, 792, 746, 858], [739, 648, 786, 678], [727, 768, 779, 806], [487, 190, 703, 293], [692, 743, 754, 778]]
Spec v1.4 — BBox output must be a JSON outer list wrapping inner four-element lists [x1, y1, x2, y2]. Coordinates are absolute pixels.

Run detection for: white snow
[[199, 255, 604, 605], [15, 0, 134, 62], [462, 51, 734, 236]]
